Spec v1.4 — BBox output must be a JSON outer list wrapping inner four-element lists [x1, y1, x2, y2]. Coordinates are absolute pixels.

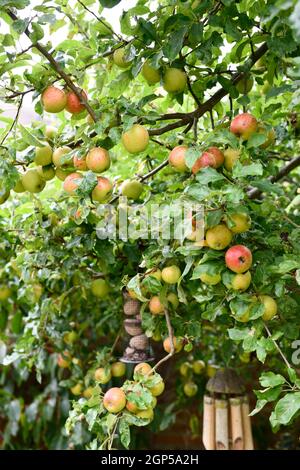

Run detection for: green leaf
[[30, 22, 44, 42], [119, 418, 131, 448], [246, 133, 267, 149], [271, 392, 300, 426], [195, 167, 225, 184], [0, 0, 29, 8], [228, 327, 250, 341], [12, 19, 28, 34], [19, 124, 44, 147], [232, 161, 263, 178], [163, 27, 188, 61], [259, 372, 286, 388], [99, 0, 121, 7]]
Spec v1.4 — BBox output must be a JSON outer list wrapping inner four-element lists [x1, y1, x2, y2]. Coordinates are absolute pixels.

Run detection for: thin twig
[[264, 323, 292, 370], [77, 0, 123, 41], [0, 95, 23, 145], [152, 309, 175, 372]]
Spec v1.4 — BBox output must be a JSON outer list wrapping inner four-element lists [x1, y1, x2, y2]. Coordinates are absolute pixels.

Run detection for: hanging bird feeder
[[120, 289, 154, 364], [202, 368, 254, 450]]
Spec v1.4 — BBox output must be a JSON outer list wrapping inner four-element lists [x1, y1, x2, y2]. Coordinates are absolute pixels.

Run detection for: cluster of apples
[[102, 362, 164, 419], [41, 85, 88, 115], [168, 112, 275, 174], [179, 358, 206, 397], [113, 48, 187, 95]]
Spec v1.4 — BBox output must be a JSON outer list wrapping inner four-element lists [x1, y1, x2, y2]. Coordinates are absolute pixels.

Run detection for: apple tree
[[0, 0, 300, 450]]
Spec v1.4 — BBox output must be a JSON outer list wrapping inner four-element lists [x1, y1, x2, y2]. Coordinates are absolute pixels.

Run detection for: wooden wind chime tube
[[215, 399, 229, 450], [202, 368, 254, 450], [202, 395, 215, 450], [241, 396, 254, 450]]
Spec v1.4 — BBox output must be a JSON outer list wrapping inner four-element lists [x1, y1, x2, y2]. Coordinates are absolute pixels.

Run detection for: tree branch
[[6, 9, 97, 122], [152, 309, 175, 372], [248, 155, 300, 199], [0, 95, 24, 145], [77, 0, 123, 41], [264, 323, 292, 370]]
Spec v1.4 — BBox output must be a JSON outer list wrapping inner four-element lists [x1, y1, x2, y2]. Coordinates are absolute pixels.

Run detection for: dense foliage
[[0, 0, 300, 450]]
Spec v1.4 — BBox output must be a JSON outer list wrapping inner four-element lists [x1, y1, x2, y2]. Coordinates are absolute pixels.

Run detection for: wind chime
[[120, 289, 154, 363], [202, 368, 254, 450]]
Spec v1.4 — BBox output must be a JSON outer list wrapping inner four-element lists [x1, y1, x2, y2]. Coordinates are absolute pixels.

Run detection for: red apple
[[86, 147, 110, 173], [207, 147, 224, 168], [103, 387, 126, 413], [73, 155, 87, 171], [225, 245, 253, 273], [92, 176, 113, 202], [168, 145, 189, 172], [230, 113, 258, 140], [63, 172, 83, 194], [65, 90, 87, 114], [192, 151, 216, 174], [41, 86, 67, 113]]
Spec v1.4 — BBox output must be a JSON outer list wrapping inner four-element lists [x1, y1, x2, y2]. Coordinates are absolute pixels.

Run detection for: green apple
[[224, 149, 240, 171], [236, 75, 254, 94], [199, 272, 221, 285], [232, 271, 251, 291], [111, 361, 126, 377], [94, 367, 111, 384], [122, 124, 149, 154], [193, 360, 205, 375], [21, 169, 46, 193], [70, 383, 82, 396], [226, 213, 251, 234], [149, 379, 165, 397], [0, 285, 11, 300], [205, 224, 233, 250], [34, 144, 53, 166], [136, 408, 154, 420], [37, 165, 56, 181], [121, 179, 143, 200], [184, 382, 198, 397], [259, 295, 278, 321], [113, 48, 132, 68], [142, 61, 160, 84], [163, 68, 187, 93], [91, 279, 109, 298], [180, 362, 192, 377], [13, 179, 25, 193], [167, 292, 179, 308], [45, 125, 58, 140], [0, 190, 10, 204], [161, 265, 181, 284]]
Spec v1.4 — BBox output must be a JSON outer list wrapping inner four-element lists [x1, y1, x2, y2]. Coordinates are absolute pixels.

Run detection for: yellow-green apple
[[161, 265, 181, 284], [142, 61, 160, 84], [55, 168, 73, 181], [63, 172, 83, 194], [21, 169, 46, 193], [92, 176, 113, 202], [145, 268, 162, 281], [167, 292, 179, 308], [136, 408, 154, 420], [126, 401, 138, 413], [225, 245, 253, 273], [226, 213, 251, 233], [91, 278, 109, 297], [199, 272, 221, 285], [231, 271, 252, 291], [205, 224, 233, 250], [94, 367, 111, 384], [257, 124, 275, 149], [184, 382, 198, 397], [103, 387, 126, 413], [0, 285, 11, 300], [45, 125, 58, 140], [34, 144, 53, 166], [230, 113, 258, 140], [86, 147, 110, 172], [13, 179, 25, 193], [113, 48, 132, 68], [163, 336, 183, 354], [193, 359, 205, 374], [259, 295, 278, 321], [149, 379, 165, 397], [52, 146, 73, 168], [180, 362, 192, 377], [83, 387, 94, 399], [134, 362, 153, 376], [37, 165, 55, 181], [149, 296, 164, 315], [71, 383, 82, 396], [41, 86, 67, 113], [65, 90, 87, 114], [74, 155, 88, 171], [163, 68, 187, 93], [236, 75, 254, 94], [63, 331, 78, 344], [121, 179, 143, 200], [122, 124, 149, 154], [111, 361, 126, 377], [168, 145, 189, 172], [0, 190, 10, 204], [224, 148, 240, 171]]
